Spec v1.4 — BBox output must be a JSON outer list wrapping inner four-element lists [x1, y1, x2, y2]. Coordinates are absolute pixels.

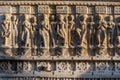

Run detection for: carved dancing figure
[[31, 16, 37, 48], [107, 15, 115, 47], [50, 15, 57, 47], [40, 14, 50, 48], [87, 16, 94, 48], [116, 20, 120, 47], [57, 14, 67, 46], [21, 14, 31, 47], [68, 15, 75, 47], [95, 14, 107, 47], [76, 14, 87, 47], [1, 14, 11, 47], [11, 15, 18, 46]]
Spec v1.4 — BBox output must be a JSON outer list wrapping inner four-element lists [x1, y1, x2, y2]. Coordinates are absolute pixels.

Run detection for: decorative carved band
[[0, 1, 119, 6], [0, 0, 119, 79]]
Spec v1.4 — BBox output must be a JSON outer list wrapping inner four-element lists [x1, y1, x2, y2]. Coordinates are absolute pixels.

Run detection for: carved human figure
[[76, 14, 87, 47], [31, 16, 37, 48], [11, 15, 18, 46], [40, 14, 50, 48], [21, 14, 31, 47], [107, 15, 115, 47], [116, 20, 120, 47], [57, 14, 67, 46], [87, 16, 94, 48], [1, 14, 11, 47], [50, 15, 57, 47], [95, 14, 107, 47], [68, 15, 75, 47]]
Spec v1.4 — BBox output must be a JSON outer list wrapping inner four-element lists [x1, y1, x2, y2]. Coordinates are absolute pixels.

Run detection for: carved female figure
[[1, 14, 11, 47], [116, 21, 120, 47], [40, 14, 50, 48], [68, 15, 75, 47], [21, 14, 31, 47], [11, 15, 18, 46], [87, 16, 94, 48], [107, 16, 115, 47], [57, 14, 67, 46], [76, 14, 87, 47], [95, 14, 107, 47], [31, 16, 37, 48], [50, 15, 57, 47]]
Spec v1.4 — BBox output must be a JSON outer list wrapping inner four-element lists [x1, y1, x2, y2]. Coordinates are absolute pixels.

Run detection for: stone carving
[[0, 6, 11, 13], [76, 6, 88, 14], [114, 6, 120, 14], [19, 6, 31, 13], [56, 6, 69, 14], [68, 15, 75, 47], [116, 19, 120, 47], [21, 14, 31, 47], [40, 14, 50, 48], [57, 62, 68, 71], [87, 16, 94, 48], [31, 16, 37, 55], [11, 15, 18, 47], [36, 62, 51, 72], [38, 5, 50, 14], [95, 6, 107, 14], [75, 14, 88, 56], [107, 15, 115, 48], [96, 62, 107, 70], [57, 14, 67, 47], [95, 14, 107, 48], [76, 62, 87, 71], [0, 1, 119, 79], [50, 15, 57, 47], [17, 62, 23, 71], [0, 62, 8, 72], [76, 14, 88, 47], [1, 14, 11, 47], [23, 62, 32, 71]]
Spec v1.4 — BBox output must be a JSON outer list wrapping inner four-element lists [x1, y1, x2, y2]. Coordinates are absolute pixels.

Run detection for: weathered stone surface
[[0, 0, 119, 79]]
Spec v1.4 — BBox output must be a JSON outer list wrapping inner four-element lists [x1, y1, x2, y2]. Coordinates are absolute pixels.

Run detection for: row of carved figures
[[0, 13, 120, 49]]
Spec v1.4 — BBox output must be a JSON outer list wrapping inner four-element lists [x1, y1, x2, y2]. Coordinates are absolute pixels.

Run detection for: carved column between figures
[[0, 0, 119, 79]]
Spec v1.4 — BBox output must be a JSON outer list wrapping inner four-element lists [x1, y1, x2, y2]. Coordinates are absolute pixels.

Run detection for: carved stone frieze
[[0, 0, 119, 79]]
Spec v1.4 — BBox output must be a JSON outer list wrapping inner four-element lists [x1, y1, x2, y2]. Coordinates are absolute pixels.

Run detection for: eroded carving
[[95, 14, 107, 48], [1, 14, 11, 47]]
